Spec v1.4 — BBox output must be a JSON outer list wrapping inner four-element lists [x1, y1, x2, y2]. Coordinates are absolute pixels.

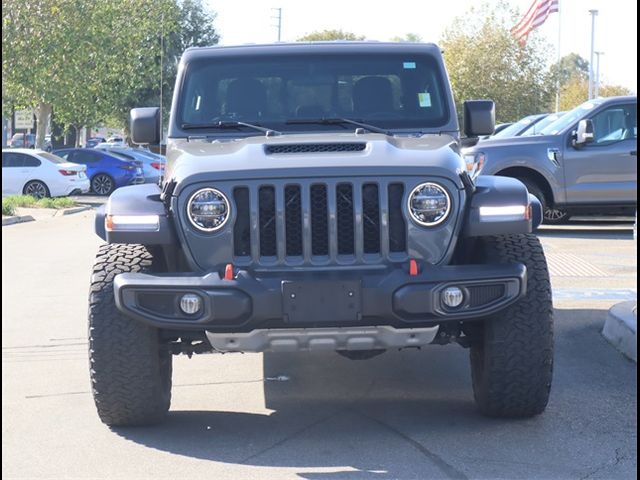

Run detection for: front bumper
[[114, 263, 526, 332]]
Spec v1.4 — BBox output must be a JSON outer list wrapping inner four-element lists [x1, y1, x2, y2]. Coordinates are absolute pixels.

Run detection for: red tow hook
[[224, 264, 234, 281], [409, 259, 419, 276]]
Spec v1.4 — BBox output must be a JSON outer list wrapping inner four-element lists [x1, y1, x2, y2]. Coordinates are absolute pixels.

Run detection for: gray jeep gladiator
[[89, 42, 553, 426]]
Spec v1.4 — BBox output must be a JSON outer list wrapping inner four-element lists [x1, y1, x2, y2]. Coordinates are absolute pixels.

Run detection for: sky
[[205, 0, 637, 93]]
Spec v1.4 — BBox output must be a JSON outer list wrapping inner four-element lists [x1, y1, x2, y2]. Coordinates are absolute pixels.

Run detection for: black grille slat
[[362, 184, 381, 254], [233, 187, 251, 257], [468, 285, 505, 308], [258, 186, 277, 257], [388, 183, 406, 253], [284, 186, 303, 256], [266, 143, 366, 154], [310, 185, 329, 256], [336, 183, 355, 255]]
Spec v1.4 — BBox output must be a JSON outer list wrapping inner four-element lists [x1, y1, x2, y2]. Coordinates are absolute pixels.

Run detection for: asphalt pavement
[[2, 212, 637, 480]]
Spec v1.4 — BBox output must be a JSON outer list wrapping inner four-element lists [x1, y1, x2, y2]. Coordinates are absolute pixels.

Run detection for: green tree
[[3, 0, 179, 146], [551, 53, 589, 86], [559, 77, 633, 110], [440, 1, 555, 124], [390, 33, 423, 43], [297, 29, 365, 41]]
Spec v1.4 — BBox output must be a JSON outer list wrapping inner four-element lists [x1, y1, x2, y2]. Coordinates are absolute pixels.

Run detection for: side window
[[591, 104, 637, 144], [2, 152, 26, 167], [74, 151, 101, 163], [23, 155, 42, 167]]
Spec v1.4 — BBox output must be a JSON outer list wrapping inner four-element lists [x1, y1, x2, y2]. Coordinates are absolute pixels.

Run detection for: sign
[[15, 110, 34, 130]]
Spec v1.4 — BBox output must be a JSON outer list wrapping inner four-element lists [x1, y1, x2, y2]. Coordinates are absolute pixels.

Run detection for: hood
[[469, 134, 557, 151], [166, 132, 466, 192]]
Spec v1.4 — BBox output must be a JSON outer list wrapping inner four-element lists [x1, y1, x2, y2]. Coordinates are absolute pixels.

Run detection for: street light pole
[[594, 51, 603, 98], [588, 9, 598, 100], [271, 8, 282, 42]]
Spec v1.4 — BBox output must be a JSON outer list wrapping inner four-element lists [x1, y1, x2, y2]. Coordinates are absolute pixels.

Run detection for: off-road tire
[[89, 244, 172, 426], [470, 234, 553, 417], [516, 176, 569, 225]]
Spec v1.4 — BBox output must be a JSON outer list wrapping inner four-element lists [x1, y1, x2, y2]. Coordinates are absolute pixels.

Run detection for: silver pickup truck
[[466, 96, 637, 224]]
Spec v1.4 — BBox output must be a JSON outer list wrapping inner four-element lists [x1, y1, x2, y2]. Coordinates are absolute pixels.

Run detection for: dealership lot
[[2, 212, 636, 480]]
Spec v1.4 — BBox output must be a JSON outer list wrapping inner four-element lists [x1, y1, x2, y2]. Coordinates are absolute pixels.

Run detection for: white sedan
[[2, 149, 90, 198]]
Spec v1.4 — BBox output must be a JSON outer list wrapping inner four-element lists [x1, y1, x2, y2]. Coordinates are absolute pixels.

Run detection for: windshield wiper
[[181, 121, 281, 136], [285, 117, 393, 136]]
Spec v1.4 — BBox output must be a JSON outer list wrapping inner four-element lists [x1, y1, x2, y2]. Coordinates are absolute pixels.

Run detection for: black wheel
[[23, 180, 50, 199], [516, 177, 569, 225], [470, 234, 554, 418], [91, 174, 115, 195], [89, 244, 172, 426]]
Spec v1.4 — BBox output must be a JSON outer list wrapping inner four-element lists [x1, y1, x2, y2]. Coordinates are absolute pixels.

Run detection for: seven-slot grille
[[232, 180, 407, 263]]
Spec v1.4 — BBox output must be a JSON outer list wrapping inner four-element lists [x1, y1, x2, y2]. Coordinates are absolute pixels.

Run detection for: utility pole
[[159, 12, 164, 148], [271, 8, 282, 42], [588, 9, 598, 100], [594, 51, 604, 98]]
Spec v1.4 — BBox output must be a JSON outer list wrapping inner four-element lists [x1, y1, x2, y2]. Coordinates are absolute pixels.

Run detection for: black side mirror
[[573, 119, 595, 146], [463, 100, 495, 137], [130, 107, 160, 145]]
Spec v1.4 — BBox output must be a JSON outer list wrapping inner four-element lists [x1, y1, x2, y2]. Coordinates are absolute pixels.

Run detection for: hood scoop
[[265, 143, 366, 154]]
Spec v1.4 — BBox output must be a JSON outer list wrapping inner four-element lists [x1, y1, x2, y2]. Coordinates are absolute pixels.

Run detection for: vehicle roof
[[182, 41, 442, 62]]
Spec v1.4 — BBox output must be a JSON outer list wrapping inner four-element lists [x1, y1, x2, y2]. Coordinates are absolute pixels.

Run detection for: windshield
[[39, 152, 67, 164], [492, 114, 544, 138], [521, 112, 566, 135], [539, 100, 603, 135], [178, 52, 450, 132]]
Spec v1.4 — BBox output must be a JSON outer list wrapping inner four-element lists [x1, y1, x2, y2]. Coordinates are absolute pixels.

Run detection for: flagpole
[[555, 0, 562, 112]]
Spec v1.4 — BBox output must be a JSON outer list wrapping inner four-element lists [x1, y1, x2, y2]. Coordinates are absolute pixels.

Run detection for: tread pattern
[[470, 234, 554, 417], [88, 244, 172, 426]]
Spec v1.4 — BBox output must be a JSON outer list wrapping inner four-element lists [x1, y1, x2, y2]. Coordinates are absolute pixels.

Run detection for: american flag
[[512, 0, 559, 46]]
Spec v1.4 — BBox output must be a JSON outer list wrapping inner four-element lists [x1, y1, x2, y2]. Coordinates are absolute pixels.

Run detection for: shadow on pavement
[[112, 308, 637, 479]]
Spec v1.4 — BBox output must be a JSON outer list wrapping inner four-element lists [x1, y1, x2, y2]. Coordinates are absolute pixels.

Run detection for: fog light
[[442, 287, 464, 308], [180, 294, 202, 315]]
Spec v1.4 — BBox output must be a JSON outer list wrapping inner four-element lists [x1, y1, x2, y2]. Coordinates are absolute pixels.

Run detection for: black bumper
[[113, 263, 526, 332]]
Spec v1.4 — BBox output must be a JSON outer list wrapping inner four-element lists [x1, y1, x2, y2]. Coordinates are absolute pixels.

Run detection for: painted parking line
[[553, 288, 637, 301]]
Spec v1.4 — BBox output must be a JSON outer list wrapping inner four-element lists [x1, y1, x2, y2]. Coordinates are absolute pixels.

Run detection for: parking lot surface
[[2, 212, 637, 480]]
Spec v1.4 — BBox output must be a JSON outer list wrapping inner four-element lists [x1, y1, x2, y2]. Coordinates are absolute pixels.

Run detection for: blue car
[[53, 148, 144, 195], [94, 146, 166, 184]]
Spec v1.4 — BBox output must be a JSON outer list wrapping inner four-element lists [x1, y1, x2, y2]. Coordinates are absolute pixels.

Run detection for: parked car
[[9, 133, 36, 148], [519, 111, 566, 136], [106, 135, 125, 145], [487, 113, 548, 139], [466, 96, 637, 223], [88, 41, 553, 427], [53, 148, 144, 195], [492, 122, 513, 135], [2, 149, 89, 198], [94, 146, 165, 184], [86, 137, 106, 148]]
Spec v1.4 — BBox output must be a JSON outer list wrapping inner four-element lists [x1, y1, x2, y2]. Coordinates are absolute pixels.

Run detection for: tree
[[440, 1, 555, 124], [390, 33, 423, 43], [559, 77, 633, 110], [551, 53, 589, 86], [3, 0, 179, 146], [297, 29, 365, 42]]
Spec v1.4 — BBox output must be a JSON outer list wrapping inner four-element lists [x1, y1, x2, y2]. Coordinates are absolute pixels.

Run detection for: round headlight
[[408, 182, 451, 227], [187, 188, 230, 232]]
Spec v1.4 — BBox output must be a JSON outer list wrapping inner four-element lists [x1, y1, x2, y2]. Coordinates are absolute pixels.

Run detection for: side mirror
[[573, 119, 594, 146], [463, 100, 495, 137], [130, 107, 160, 145]]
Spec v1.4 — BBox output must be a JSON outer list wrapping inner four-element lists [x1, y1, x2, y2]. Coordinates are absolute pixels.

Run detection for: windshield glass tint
[[179, 53, 449, 131], [539, 100, 603, 135], [39, 152, 66, 164], [493, 115, 542, 138], [521, 112, 565, 135]]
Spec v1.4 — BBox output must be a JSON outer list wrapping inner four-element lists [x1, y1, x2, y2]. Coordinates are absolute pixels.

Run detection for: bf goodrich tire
[[470, 234, 554, 418], [89, 244, 172, 426]]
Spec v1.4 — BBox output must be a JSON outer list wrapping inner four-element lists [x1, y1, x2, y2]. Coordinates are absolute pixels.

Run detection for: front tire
[[516, 177, 569, 225], [89, 244, 172, 426], [470, 234, 554, 418]]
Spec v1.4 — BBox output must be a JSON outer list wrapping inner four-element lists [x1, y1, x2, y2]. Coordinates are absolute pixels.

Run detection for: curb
[[2, 215, 35, 226], [54, 205, 93, 216], [602, 301, 637, 362]]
